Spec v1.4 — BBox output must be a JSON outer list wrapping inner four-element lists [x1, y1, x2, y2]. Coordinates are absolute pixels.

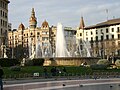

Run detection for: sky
[[8, 0, 120, 29]]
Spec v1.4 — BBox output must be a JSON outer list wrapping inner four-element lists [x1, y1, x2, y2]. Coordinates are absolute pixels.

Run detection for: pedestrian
[[0, 66, 4, 90], [51, 67, 56, 76], [63, 67, 67, 76], [63, 67, 66, 73], [43, 67, 48, 78]]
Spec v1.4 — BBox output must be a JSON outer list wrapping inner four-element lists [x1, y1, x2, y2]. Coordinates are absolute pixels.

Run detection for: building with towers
[[8, 8, 57, 58]]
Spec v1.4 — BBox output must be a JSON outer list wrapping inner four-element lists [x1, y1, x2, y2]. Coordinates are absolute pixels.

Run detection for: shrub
[[97, 59, 110, 65], [24, 60, 33, 66], [33, 58, 44, 66], [0, 58, 20, 67], [115, 59, 120, 67], [24, 58, 45, 66], [90, 64, 107, 70], [10, 66, 21, 71]]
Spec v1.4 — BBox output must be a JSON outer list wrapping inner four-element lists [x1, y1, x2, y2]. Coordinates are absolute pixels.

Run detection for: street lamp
[[101, 32, 105, 59]]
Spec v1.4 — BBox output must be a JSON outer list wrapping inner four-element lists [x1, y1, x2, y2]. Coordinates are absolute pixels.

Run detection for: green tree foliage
[[97, 59, 110, 65], [115, 59, 120, 67]]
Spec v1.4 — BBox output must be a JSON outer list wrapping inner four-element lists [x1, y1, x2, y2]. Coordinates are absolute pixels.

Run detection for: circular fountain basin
[[44, 57, 100, 66]]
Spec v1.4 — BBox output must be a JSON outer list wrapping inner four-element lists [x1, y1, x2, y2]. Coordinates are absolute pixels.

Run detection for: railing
[[3, 72, 120, 80]]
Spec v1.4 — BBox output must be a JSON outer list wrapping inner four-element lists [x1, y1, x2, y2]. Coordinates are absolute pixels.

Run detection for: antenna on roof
[[105, 9, 108, 21], [113, 16, 115, 19]]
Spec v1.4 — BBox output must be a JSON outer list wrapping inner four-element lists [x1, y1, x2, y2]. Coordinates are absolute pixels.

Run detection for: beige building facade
[[76, 17, 120, 59], [8, 8, 57, 58], [8, 8, 77, 59]]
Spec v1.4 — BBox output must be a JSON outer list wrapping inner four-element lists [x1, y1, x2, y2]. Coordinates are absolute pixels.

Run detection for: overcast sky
[[9, 0, 120, 29]]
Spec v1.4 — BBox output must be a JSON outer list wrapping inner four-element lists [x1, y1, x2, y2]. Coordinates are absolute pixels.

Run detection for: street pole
[[12, 31, 14, 58], [102, 32, 105, 59]]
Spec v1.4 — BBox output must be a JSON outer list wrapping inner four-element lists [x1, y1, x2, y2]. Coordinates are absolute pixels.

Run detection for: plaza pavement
[[3, 77, 120, 90]]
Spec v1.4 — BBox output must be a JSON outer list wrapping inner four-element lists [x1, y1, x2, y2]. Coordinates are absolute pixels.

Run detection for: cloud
[[8, 0, 120, 29]]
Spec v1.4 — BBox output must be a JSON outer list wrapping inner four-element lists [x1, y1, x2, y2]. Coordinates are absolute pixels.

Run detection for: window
[[118, 34, 120, 39], [101, 29, 103, 34], [0, 10, 2, 17], [106, 35, 109, 40], [1, 19, 2, 26], [31, 38, 33, 41], [91, 37, 93, 42], [106, 28, 108, 33], [10, 42, 11, 45], [37, 32, 40, 35], [96, 36, 98, 41], [111, 28, 114, 32], [101, 36, 103, 41], [86, 38, 88, 41], [42, 37, 48, 41], [80, 33, 82, 36], [112, 35, 114, 39], [96, 30, 98, 34], [1, 28, 2, 35], [118, 41, 120, 47], [117, 27, 120, 32], [91, 31, 93, 35]]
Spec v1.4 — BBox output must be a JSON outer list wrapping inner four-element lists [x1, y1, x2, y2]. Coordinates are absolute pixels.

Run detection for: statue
[[1, 43, 8, 58], [29, 44, 35, 59]]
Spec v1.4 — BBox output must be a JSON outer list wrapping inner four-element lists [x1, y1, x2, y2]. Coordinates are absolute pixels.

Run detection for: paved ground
[[3, 78, 120, 90]]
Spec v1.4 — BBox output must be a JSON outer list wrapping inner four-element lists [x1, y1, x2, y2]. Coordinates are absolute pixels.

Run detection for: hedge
[[25, 58, 44, 66], [0, 58, 20, 67]]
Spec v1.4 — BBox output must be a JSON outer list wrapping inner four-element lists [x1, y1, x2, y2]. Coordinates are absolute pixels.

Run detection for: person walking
[[0, 66, 4, 90], [43, 67, 48, 78], [63, 67, 67, 76]]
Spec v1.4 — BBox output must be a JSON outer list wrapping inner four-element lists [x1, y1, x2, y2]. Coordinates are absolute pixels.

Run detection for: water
[[28, 38, 32, 59], [44, 42, 53, 57], [28, 23, 92, 58], [77, 39, 91, 57], [35, 36, 42, 58], [82, 40, 91, 57], [55, 23, 70, 57]]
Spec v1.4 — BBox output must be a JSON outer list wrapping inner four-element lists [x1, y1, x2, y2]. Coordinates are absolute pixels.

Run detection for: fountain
[[43, 23, 99, 66], [35, 36, 42, 58], [77, 39, 91, 57], [29, 38, 35, 59], [28, 23, 100, 66], [44, 42, 53, 57], [55, 23, 70, 57]]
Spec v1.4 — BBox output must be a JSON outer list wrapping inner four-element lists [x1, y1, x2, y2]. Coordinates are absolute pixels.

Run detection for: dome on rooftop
[[18, 23, 25, 30], [41, 20, 49, 27]]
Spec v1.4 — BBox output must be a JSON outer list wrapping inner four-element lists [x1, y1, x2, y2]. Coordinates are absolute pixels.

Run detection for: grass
[[2, 66, 120, 79], [3, 66, 92, 78]]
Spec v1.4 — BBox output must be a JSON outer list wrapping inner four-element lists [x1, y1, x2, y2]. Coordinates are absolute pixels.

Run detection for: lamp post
[[112, 52, 115, 64], [12, 30, 14, 58], [101, 32, 105, 59]]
